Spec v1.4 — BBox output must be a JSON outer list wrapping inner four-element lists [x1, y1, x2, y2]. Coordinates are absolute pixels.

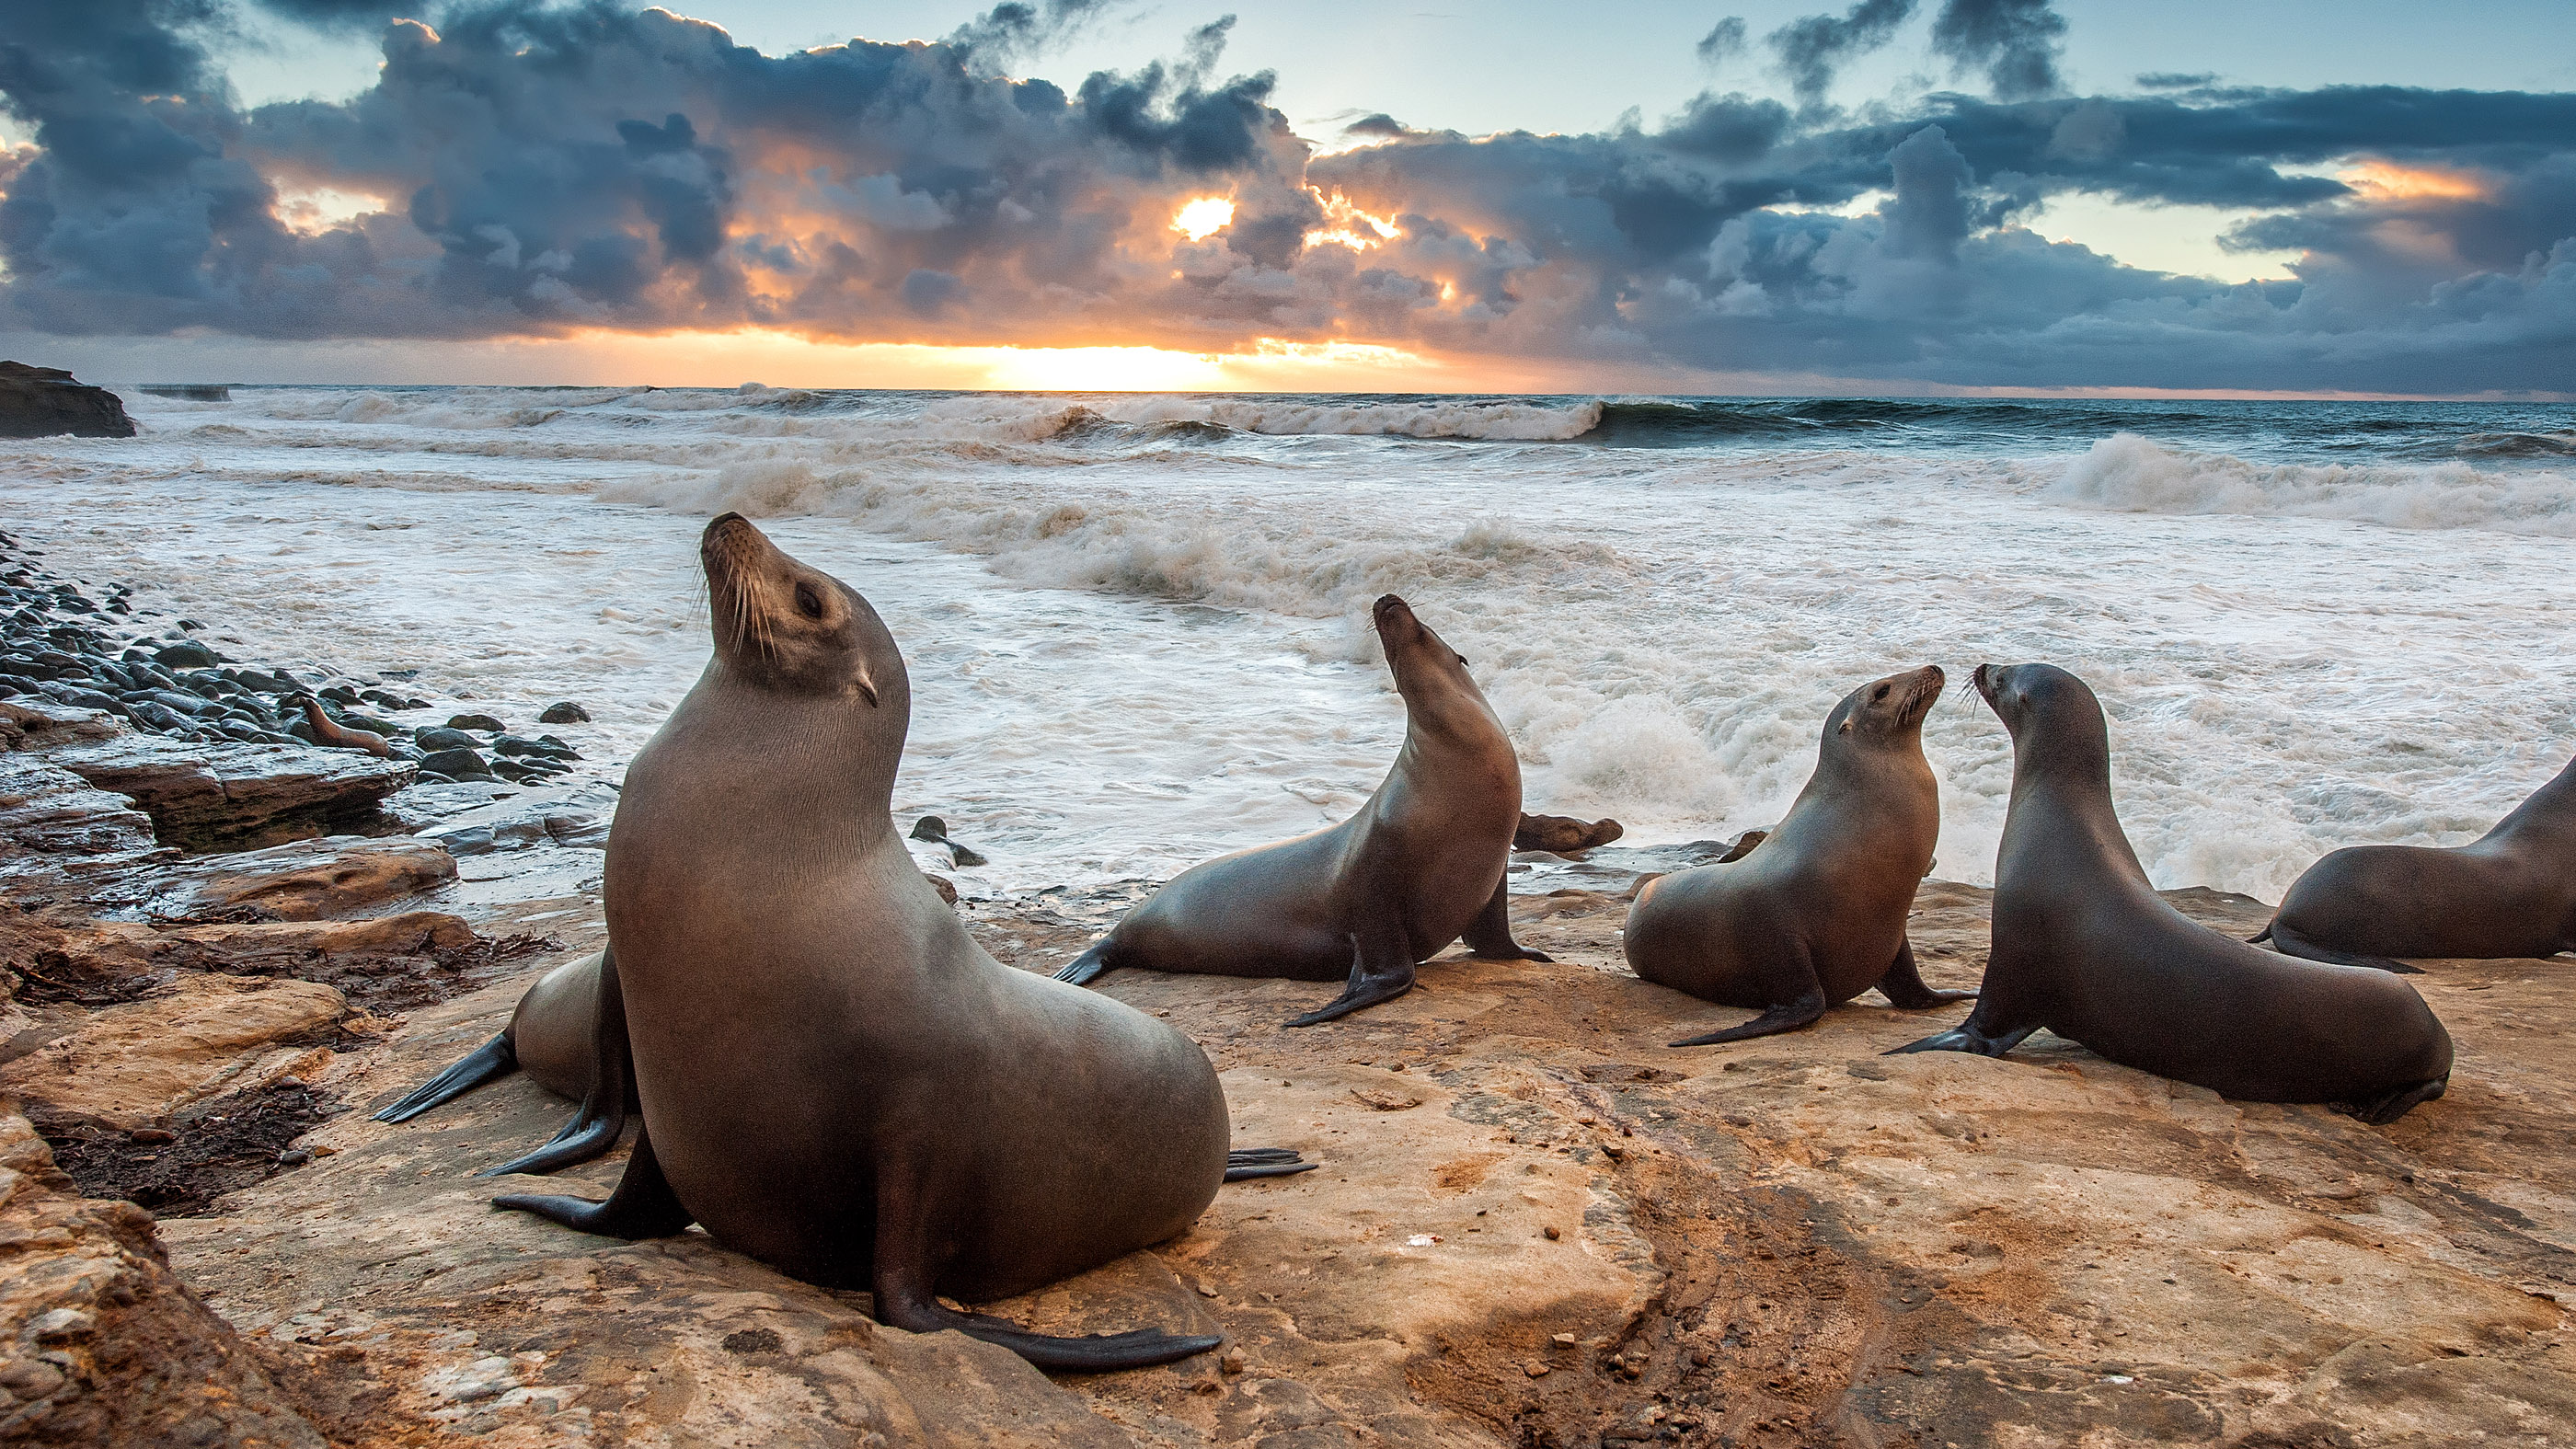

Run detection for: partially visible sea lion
[[1053, 593, 1547, 1026], [1894, 664, 2454, 1124], [1515, 813, 1624, 854], [374, 950, 605, 1124], [496, 514, 1303, 1372], [1626, 665, 1972, 1045], [2256, 753, 2576, 970], [295, 694, 399, 757]]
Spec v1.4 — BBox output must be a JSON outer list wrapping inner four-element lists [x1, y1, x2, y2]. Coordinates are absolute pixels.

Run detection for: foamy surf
[[6, 384, 2570, 903]]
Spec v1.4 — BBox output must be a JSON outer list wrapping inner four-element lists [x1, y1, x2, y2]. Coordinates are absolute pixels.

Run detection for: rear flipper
[[873, 1164, 1219, 1373], [479, 944, 633, 1178], [492, 1122, 695, 1238], [374, 1032, 516, 1122], [2341, 1076, 2447, 1126], [1053, 938, 1116, 987], [2265, 921, 2421, 974], [1671, 938, 1825, 1047], [1460, 875, 1552, 963], [1873, 938, 1979, 1010], [1225, 1147, 1317, 1181], [1285, 929, 1416, 1028], [1887, 1010, 2039, 1058]]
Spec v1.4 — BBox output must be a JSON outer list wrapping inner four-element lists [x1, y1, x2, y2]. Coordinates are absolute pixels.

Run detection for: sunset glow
[[1303, 190, 1401, 251], [2340, 160, 2490, 201], [1171, 197, 1236, 241]]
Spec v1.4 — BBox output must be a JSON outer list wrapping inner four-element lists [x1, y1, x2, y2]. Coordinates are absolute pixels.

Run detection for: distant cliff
[[0, 362, 135, 439]]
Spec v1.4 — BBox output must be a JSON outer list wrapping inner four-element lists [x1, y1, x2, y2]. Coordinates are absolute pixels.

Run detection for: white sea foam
[[2050, 431, 2576, 535], [6, 385, 2568, 903]]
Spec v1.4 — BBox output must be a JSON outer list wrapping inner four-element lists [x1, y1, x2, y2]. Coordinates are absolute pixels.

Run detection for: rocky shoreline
[[0, 529, 2569, 1445]]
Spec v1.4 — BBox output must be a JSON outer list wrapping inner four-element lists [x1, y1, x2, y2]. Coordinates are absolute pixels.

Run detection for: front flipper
[[1225, 1147, 1318, 1181], [491, 1123, 694, 1238], [479, 943, 633, 1178], [871, 1167, 1218, 1372], [374, 1031, 517, 1122], [1460, 874, 1552, 963], [1887, 1006, 2038, 1058], [2265, 921, 2421, 974], [1670, 937, 1826, 1047], [1052, 938, 1116, 987], [1873, 938, 1980, 1010], [1285, 929, 1417, 1028]]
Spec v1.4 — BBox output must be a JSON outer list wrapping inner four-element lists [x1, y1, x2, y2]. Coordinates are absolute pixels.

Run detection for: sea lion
[[1893, 664, 2454, 1124], [374, 951, 605, 1121], [2255, 753, 2576, 970], [1052, 593, 1547, 1026], [294, 694, 399, 757], [370, 950, 643, 1177], [496, 514, 1303, 1372], [1626, 665, 1972, 1045], [1515, 812, 1624, 854]]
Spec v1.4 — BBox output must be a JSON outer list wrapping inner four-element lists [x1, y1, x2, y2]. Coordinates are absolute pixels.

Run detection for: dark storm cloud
[[943, 0, 1121, 72], [1765, 0, 1916, 112], [1696, 17, 1748, 67], [0, 1, 2570, 393], [1930, 0, 2066, 101]]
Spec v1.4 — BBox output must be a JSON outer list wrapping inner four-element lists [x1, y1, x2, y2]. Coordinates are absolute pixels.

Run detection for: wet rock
[[153, 639, 223, 670], [108, 835, 458, 921], [51, 734, 416, 849], [415, 747, 493, 782], [0, 972, 348, 1129], [410, 726, 477, 753], [1513, 813, 1626, 854], [443, 713, 505, 733], [492, 733, 578, 761], [537, 700, 591, 724], [0, 362, 136, 440], [0, 1110, 326, 1443]]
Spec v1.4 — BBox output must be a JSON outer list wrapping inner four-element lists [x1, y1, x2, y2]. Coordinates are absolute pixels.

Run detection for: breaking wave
[[2047, 432, 2576, 535]]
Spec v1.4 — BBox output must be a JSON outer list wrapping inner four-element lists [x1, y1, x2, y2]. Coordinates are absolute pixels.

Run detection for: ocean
[[8, 386, 2573, 901]]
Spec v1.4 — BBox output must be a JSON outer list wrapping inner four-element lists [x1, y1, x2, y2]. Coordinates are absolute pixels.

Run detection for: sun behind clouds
[[1171, 197, 1236, 241]]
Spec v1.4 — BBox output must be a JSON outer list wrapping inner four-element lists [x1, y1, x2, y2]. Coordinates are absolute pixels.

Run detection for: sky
[[1, 0, 2570, 394]]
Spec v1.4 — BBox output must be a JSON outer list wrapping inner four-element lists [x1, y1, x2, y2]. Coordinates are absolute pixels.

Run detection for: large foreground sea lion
[[1627, 665, 1972, 1045], [1053, 593, 1547, 1026], [2256, 753, 2576, 970], [1894, 664, 2453, 1125], [496, 514, 1300, 1371]]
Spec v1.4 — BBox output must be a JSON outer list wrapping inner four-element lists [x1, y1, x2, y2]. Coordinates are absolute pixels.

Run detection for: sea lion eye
[[1455, 652, 1469, 666], [1873, 684, 1890, 701], [795, 583, 824, 619]]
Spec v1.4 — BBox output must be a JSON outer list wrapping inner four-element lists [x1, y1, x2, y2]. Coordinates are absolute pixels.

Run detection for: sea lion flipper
[[2342, 1077, 2448, 1126], [1873, 938, 1979, 1010], [492, 1123, 694, 1239], [2262, 922, 2421, 973], [372, 1032, 518, 1122], [871, 1182, 1220, 1371], [1283, 930, 1417, 1028], [1053, 938, 1115, 987], [1886, 1014, 2038, 1058], [1224, 1146, 1319, 1181], [481, 943, 635, 1178], [1669, 937, 1829, 1046], [1460, 875, 1553, 962]]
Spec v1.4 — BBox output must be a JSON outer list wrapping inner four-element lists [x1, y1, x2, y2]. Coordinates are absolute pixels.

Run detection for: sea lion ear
[[1838, 716, 1854, 734], [852, 669, 880, 707]]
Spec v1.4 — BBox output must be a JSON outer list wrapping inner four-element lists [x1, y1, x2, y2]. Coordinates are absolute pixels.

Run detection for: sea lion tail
[[372, 1033, 517, 1122], [1224, 1147, 1318, 1181], [2248, 923, 2273, 943]]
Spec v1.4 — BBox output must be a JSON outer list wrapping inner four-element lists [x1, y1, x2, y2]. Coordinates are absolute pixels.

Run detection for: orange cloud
[[2339, 160, 2489, 202]]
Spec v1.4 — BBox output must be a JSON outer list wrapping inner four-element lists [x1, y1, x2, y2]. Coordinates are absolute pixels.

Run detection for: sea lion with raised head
[[2255, 753, 2576, 971], [1052, 593, 1547, 1026], [495, 514, 1304, 1371], [1627, 665, 1972, 1045], [1894, 663, 2453, 1124], [294, 694, 400, 758]]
